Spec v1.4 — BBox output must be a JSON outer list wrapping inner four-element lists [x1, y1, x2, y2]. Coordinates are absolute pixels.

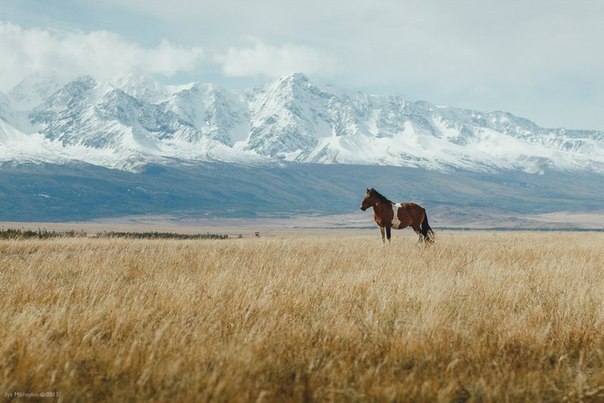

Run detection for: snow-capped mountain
[[8, 72, 64, 111], [1, 72, 603, 173]]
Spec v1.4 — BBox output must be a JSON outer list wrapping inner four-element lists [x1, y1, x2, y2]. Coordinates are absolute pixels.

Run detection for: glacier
[[1, 72, 603, 174]]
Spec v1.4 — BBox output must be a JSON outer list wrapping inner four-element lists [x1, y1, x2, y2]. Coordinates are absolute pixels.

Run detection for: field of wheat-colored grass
[[1, 232, 603, 402]]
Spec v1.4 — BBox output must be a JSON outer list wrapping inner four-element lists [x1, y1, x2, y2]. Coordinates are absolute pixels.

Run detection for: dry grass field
[[1, 232, 603, 402]]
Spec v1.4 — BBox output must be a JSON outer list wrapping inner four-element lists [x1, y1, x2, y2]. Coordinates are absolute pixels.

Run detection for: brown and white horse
[[360, 188, 434, 244]]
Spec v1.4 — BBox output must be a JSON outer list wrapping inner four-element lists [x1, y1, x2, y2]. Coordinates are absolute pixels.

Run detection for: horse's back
[[398, 202, 425, 212]]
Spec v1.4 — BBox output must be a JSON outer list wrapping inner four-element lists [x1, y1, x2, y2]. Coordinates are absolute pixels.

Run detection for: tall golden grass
[[1, 232, 603, 402]]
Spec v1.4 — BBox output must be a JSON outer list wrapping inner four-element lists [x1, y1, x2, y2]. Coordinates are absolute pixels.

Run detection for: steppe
[[1, 229, 603, 401]]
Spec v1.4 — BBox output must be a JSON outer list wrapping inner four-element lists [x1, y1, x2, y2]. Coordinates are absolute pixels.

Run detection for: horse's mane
[[370, 188, 394, 205]]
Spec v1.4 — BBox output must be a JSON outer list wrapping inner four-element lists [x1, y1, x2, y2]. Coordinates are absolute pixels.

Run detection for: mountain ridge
[[0, 72, 602, 174]]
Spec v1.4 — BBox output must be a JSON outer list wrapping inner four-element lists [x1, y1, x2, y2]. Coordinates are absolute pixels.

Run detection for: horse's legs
[[379, 226, 385, 243], [411, 223, 423, 244], [386, 226, 392, 243]]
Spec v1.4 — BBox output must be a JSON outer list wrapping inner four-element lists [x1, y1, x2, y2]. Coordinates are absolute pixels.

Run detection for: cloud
[[218, 39, 335, 78], [3, 0, 604, 129], [0, 22, 204, 91]]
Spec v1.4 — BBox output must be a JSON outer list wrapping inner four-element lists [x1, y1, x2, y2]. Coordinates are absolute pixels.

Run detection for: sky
[[1, 0, 603, 130]]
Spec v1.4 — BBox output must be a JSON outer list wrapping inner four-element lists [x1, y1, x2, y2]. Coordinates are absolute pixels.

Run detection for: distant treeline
[[0, 228, 87, 239], [96, 231, 229, 240], [0, 228, 230, 240]]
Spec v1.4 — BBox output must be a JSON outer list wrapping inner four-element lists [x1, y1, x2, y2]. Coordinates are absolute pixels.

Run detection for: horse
[[360, 188, 434, 244]]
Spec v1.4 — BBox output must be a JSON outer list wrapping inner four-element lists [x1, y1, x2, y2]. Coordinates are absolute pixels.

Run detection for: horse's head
[[360, 188, 375, 211]]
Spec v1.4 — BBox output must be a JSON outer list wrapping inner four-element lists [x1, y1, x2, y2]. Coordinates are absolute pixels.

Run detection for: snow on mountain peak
[[0, 73, 603, 173], [111, 74, 171, 103], [8, 71, 64, 111]]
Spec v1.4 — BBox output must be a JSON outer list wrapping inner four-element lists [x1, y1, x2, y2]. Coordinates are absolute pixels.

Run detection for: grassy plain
[[1, 232, 603, 402]]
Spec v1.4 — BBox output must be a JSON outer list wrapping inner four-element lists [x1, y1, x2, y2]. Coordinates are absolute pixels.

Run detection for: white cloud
[[3, 0, 604, 129], [0, 22, 204, 91], [218, 39, 335, 78]]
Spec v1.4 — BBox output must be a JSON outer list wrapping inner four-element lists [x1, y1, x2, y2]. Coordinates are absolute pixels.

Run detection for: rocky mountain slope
[[1, 73, 603, 173]]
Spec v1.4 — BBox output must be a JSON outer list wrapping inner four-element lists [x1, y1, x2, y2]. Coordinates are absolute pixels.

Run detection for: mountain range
[[0, 73, 602, 224], [1, 72, 603, 173]]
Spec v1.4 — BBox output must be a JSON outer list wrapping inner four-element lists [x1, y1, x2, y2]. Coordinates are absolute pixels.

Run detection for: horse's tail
[[421, 210, 435, 243]]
